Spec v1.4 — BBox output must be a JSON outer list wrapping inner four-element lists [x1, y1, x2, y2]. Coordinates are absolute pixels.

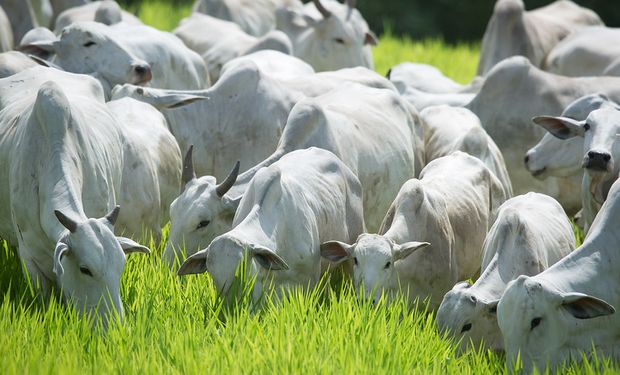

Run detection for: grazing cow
[[388, 62, 483, 95], [193, 0, 302, 37], [477, 0, 602, 76], [276, 0, 377, 71], [0, 52, 39, 79], [177, 148, 365, 301], [497, 178, 620, 373], [22, 21, 208, 95], [466, 56, 620, 214], [320, 152, 507, 309], [0, 67, 152, 328], [0, 5, 12, 52], [161, 82, 419, 264], [436, 193, 575, 351], [174, 13, 292, 82], [533, 99, 620, 231], [420, 105, 512, 198], [545, 27, 620, 77], [54, 0, 142, 33]]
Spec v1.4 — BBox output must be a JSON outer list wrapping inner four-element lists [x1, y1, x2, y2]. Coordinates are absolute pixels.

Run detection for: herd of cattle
[[2, 0, 620, 372]]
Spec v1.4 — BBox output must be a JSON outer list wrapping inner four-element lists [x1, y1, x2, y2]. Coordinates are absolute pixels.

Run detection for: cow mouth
[[530, 167, 546, 179]]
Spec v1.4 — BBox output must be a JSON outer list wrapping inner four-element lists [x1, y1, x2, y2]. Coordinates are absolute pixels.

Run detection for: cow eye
[[83, 41, 96, 47], [461, 323, 472, 333], [79, 266, 93, 277], [530, 317, 542, 330], [583, 123, 591, 131], [196, 220, 210, 230], [333, 37, 345, 44], [384, 261, 391, 269], [353, 257, 358, 266]]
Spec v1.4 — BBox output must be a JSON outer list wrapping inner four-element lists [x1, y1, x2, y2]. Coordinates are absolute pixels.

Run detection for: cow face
[[497, 275, 614, 373], [52, 207, 150, 329], [320, 233, 429, 304], [524, 133, 583, 179], [436, 282, 501, 351], [164, 147, 240, 267], [276, 0, 377, 72]]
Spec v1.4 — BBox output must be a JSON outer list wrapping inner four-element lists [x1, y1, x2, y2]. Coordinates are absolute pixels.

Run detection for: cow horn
[[313, 0, 331, 18], [216, 161, 240, 197], [55, 210, 78, 233], [105, 205, 121, 226], [182, 145, 196, 186]]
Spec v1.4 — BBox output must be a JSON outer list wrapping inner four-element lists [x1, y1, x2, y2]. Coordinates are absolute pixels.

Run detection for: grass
[[0, 2, 600, 375]]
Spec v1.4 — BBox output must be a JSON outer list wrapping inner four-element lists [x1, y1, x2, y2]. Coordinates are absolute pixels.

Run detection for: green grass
[[0, 2, 602, 375]]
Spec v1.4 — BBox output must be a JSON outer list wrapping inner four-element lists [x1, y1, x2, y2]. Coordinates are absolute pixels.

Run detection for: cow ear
[[392, 241, 430, 262], [364, 31, 378, 46], [320, 241, 353, 265], [117, 237, 151, 255], [222, 194, 242, 214], [482, 299, 499, 314], [53, 242, 70, 277], [561, 292, 615, 319], [177, 249, 208, 275], [18, 40, 59, 54], [532, 116, 585, 139], [249, 244, 289, 271]]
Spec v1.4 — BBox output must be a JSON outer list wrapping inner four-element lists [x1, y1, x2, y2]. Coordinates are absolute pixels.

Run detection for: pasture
[[0, 1, 601, 374]]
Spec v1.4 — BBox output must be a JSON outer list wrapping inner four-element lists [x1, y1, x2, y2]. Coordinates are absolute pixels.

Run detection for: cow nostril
[[524, 155, 529, 165], [588, 151, 596, 158], [604, 154, 611, 162], [134, 65, 148, 75]]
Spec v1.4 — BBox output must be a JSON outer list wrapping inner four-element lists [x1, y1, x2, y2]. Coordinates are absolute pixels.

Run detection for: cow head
[[320, 233, 429, 303], [436, 281, 501, 351], [177, 234, 288, 300], [163, 146, 241, 267], [52, 206, 150, 329], [21, 22, 152, 89], [276, 0, 377, 72], [498, 275, 615, 373]]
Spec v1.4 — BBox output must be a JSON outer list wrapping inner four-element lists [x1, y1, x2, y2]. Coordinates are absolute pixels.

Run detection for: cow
[[0, 51, 39, 79], [275, 0, 377, 72], [497, 178, 620, 373], [320, 152, 507, 309], [193, 0, 302, 37], [436, 193, 575, 351], [21, 21, 209, 95], [466, 56, 620, 215], [161, 83, 420, 265], [419, 105, 512, 198], [0, 5, 12, 52], [477, 0, 602, 76], [545, 27, 620, 77], [54, 0, 142, 33], [0, 67, 153, 328], [177, 147, 365, 301], [174, 13, 292, 82]]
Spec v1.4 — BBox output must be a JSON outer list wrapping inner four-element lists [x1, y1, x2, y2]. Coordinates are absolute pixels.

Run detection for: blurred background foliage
[[117, 0, 620, 42]]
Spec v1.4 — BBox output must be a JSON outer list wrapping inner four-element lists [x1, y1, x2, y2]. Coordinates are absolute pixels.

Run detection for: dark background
[[118, 0, 620, 43]]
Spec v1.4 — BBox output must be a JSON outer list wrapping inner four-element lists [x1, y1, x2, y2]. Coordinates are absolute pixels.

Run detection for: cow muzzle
[[583, 150, 612, 172], [131, 62, 152, 85]]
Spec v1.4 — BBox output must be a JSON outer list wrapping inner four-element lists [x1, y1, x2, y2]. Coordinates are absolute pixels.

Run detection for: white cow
[[22, 21, 208, 95], [477, 0, 602, 76], [0, 5, 12, 52], [0, 52, 39, 79], [177, 148, 365, 301], [320, 152, 507, 309], [533, 100, 620, 231], [174, 13, 292, 82], [275, 0, 377, 72], [436, 193, 575, 351], [387, 62, 483, 95], [161, 83, 419, 264], [497, 178, 620, 373], [545, 27, 620, 77], [420, 105, 512, 198], [54, 0, 142, 33], [0, 67, 152, 328], [193, 0, 302, 37], [466, 56, 620, 215]]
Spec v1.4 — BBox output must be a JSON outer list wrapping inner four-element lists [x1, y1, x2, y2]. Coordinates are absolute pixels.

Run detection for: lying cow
[[321, 152, 507, 309], [276, 0, 377, 71], [0, 67, 154, 328], [54, 0, 142, 33], [545, 27, 620, 77], [478, 0, 602, 76], [163, 83, 420, 264], [497, 178, 620, 373], [420, 105, 512, 198], [436, 193, 575, 351], [177, 147, 365, 301]]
